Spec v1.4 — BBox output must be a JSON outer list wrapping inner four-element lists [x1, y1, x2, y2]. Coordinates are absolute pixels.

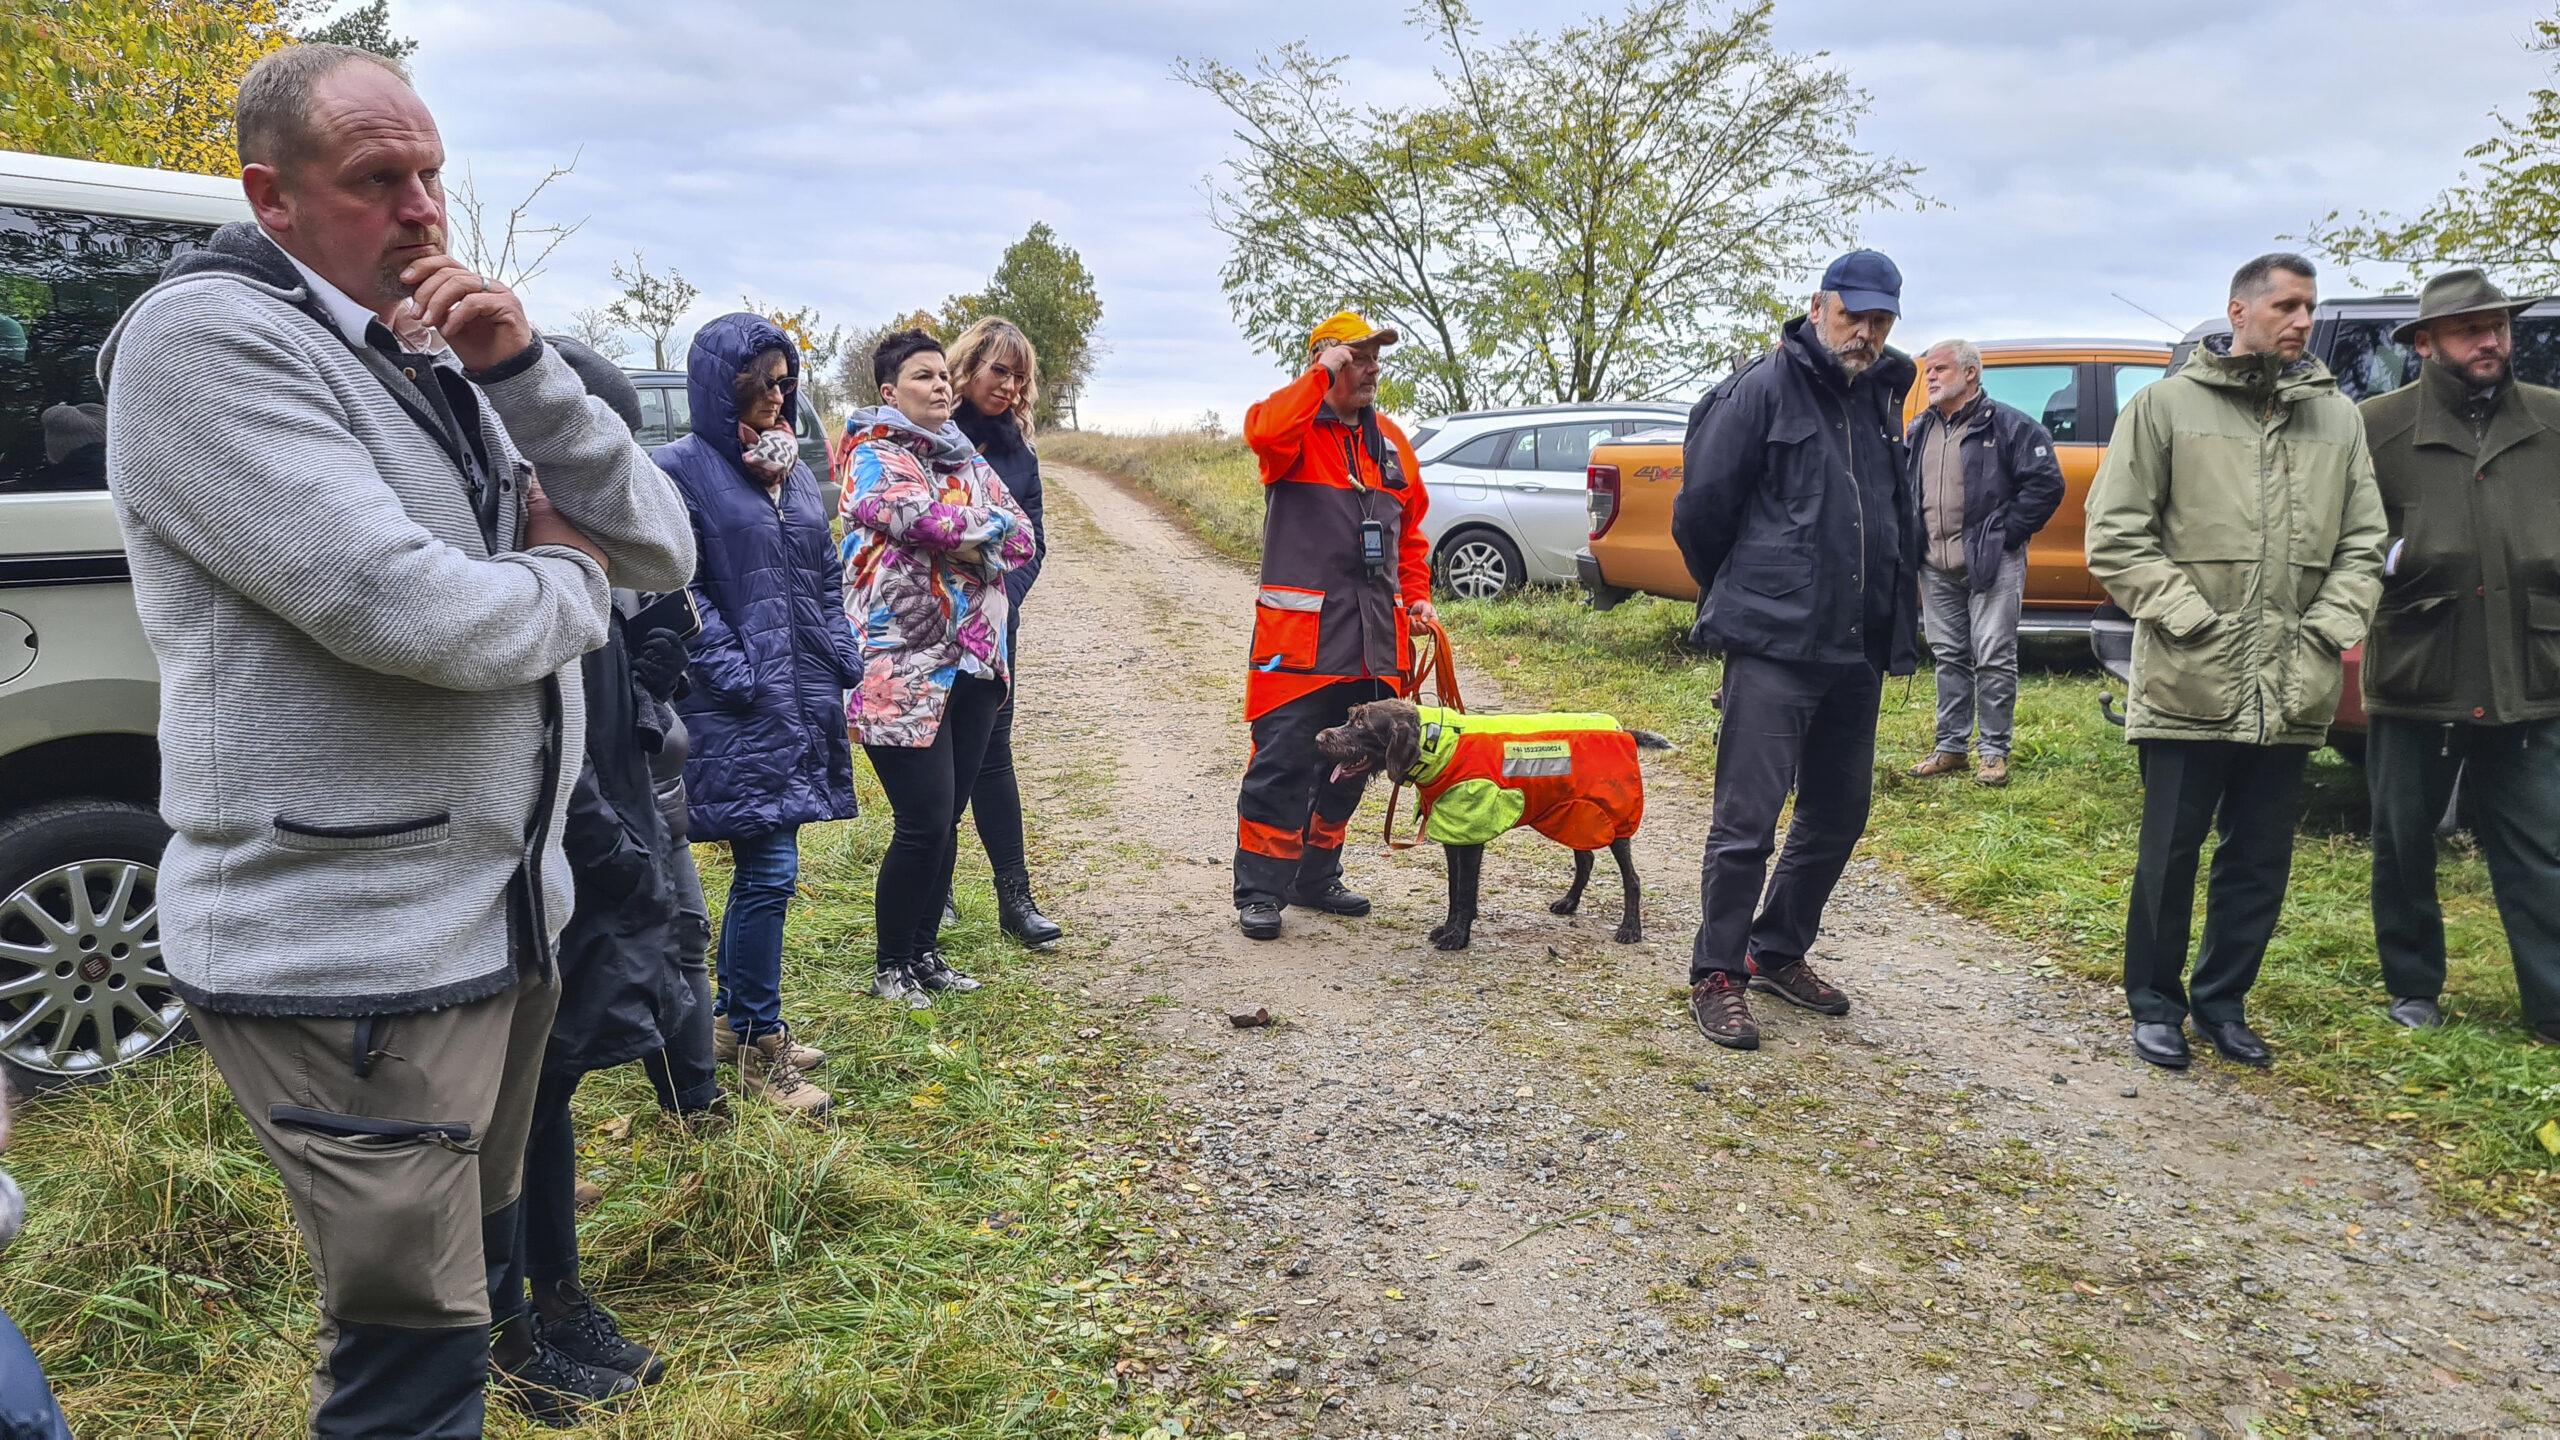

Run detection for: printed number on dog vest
[[1500, 740, 1574, 779]]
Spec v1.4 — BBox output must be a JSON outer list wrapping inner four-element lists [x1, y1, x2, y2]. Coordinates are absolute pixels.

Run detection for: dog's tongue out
[[1329, 763, 1352, 784]]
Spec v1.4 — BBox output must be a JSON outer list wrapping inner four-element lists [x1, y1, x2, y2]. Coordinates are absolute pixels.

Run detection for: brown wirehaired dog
[[1316, 699, 1670, 951]]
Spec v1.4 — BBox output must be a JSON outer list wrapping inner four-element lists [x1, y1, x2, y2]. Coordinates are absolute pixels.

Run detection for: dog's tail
[[1628, 729, 1675, 751]]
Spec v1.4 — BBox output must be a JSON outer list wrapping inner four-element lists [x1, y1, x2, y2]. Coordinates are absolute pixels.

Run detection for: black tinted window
[[1, 204, 216, 491], [1440, 430, 1507, 468], [2329, 315, 2560, 400]]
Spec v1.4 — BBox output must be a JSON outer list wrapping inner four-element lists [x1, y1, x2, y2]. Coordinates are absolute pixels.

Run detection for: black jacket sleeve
[[2000, 409, 2065, 550], [563, 763, 655, 903], [1672, 373, 1765, 595], [1004, 454, 1047, 608]]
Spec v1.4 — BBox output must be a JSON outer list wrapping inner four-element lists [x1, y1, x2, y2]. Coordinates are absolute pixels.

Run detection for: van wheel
[[0, 798, 190, 1094], [1438, 528, 1524, 600]]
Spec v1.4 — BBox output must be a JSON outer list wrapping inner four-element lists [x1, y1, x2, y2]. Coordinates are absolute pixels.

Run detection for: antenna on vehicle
[[2111, 292, 2184, 337]]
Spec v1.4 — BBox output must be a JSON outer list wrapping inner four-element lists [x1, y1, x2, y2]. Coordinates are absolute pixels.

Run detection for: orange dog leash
[[1381, 617, 1465, 849]]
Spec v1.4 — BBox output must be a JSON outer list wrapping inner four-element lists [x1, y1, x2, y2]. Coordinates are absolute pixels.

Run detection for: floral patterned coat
[[838, 408, 1037, 747]]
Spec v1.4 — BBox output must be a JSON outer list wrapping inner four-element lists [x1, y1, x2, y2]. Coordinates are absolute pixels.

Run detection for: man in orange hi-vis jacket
[[1233, 311, 1435, 940]]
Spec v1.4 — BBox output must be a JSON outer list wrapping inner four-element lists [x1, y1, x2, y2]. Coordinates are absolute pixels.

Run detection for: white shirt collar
[[260, 228, 384, 348]]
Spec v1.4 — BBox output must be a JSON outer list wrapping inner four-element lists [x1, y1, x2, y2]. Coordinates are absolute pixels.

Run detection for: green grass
[[1058, 430, 2560, 1214], [1040, 430, 1262, 563], [2, 786, 1225, 1437]]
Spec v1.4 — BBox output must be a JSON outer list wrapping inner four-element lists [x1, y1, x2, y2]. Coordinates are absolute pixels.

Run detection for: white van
[[0, 150, 247, 1089]]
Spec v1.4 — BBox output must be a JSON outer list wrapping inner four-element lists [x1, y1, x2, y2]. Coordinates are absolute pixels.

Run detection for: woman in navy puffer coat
[[655, 313, 858, 1112]]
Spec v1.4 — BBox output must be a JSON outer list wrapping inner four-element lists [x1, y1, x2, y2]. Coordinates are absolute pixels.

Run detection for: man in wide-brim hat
[[2359, 267, 2560, 1047]]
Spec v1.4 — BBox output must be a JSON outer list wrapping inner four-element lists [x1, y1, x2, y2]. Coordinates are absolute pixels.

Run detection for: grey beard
[[1828, 343, 1876, 378]]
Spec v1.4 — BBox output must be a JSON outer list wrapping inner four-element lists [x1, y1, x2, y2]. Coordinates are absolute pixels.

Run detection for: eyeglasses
[[756, 374, 789, 393]]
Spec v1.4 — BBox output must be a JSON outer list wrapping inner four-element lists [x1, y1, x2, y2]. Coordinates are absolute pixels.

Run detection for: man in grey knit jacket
[[101, 45, 692, 1437]]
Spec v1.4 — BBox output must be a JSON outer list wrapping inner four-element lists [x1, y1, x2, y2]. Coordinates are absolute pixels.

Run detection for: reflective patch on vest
[[1258, 586, 1324, 611], [1501, 740, 1574, 778]]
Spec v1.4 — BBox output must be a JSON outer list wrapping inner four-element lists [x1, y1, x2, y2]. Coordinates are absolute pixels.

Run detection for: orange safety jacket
[[1406, 707, 1644, 851], [1240, 367, 1432, 720]]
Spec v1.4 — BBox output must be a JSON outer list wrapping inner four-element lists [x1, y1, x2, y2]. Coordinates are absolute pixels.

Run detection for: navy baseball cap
[[1821, 250, 1903, 316]]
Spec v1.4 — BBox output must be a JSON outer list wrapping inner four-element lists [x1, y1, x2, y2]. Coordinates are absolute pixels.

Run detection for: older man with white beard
[[1670, 250, 1926, 1051]]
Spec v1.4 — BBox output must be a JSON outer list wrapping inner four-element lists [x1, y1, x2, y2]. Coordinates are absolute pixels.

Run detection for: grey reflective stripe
[[1501, 755, 1574, 779], [1258, 587, 1324, 611]]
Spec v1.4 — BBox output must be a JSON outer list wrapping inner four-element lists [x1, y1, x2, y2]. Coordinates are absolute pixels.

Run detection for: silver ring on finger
[[479, 276, 491, 293]]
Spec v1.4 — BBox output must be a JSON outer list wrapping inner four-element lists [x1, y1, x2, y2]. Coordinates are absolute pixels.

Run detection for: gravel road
[[1009, 461, 2559, 1440]]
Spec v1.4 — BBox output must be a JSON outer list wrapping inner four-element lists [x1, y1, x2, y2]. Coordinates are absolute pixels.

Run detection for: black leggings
[[865, 674, 1006, 964], [960, 685, 1028, 876], [517, 1068, 584, 1304]]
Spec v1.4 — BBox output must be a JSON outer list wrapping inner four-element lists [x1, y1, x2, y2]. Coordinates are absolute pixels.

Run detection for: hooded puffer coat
[[657, 314, 863, 839]]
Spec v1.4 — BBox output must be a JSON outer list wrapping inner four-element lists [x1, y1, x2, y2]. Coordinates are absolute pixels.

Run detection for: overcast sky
[[394, 0, 2550, 429]]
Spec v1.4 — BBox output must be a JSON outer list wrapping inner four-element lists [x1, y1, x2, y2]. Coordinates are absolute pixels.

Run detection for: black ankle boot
[[995, 870, 1062, 947]]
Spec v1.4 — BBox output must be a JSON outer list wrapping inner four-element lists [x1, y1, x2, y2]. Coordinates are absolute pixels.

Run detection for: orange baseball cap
[[1308, 310, 1400, 353]]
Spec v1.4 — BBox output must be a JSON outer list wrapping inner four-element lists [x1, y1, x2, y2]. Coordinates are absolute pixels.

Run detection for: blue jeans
[[715, 826, 800, 1040]]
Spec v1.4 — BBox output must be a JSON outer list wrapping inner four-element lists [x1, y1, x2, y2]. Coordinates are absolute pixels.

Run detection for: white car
[[1408, 402, 1688, 598]]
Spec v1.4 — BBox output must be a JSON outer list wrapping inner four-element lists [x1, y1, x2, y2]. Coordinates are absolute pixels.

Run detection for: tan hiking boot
[[1909, 750, 1968, 779], [740, 1032, 831, 1119], [1975, 756, 2010, 787], [713, 1022, 825, 1071]]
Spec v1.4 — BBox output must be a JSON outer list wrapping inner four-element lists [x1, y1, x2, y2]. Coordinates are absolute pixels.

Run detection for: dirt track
[[1009, 461, 2560, 1440]]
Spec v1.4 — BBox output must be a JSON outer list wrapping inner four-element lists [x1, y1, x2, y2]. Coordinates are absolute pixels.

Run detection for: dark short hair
[[873, 328, 944, 391], [2231, 252, 2317, 301], [236, 43, 412, 174], [732, 345, 791, 408]]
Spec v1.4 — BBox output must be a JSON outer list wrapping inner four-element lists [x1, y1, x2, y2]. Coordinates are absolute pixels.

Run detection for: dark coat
[[954, 398, 1047, 612], [657, 314, 863, 840], [1903, 390, 2065, 594], [549, 605, 694, 1076], [2359, 361, 2560, 725], [1673, 316, 1922, 674]]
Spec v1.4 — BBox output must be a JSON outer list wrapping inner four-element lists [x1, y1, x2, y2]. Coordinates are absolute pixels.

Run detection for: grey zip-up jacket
[[100, 223, 694, 1016]]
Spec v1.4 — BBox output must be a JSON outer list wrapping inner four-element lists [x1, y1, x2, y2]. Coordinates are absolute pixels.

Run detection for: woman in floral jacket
[[841, 328, 1036, 1004]]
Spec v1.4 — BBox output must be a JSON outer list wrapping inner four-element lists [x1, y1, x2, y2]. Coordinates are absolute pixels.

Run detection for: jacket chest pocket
[[2366, 593, 2460, 703], [1252, 586, 1324, 672], [2282, 438, 2347, 566], [2527, 591, 2560, 699]]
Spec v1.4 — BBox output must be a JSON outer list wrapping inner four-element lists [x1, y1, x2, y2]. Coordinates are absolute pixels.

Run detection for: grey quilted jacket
[[100, 223, 694, 1016]]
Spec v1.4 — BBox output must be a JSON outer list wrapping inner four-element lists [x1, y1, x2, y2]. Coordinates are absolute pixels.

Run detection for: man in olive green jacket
[[2359, 268, 2560, 1047], [2087, 253, 2388, 1071]]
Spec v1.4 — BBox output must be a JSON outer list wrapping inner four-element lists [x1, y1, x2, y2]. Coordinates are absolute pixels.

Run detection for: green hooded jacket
[[2357, 362, 2560, 726], [2084, 340, 2387, 745]]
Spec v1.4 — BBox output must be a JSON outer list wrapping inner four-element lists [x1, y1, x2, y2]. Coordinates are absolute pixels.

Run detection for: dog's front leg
[[1609, 836, 1642, 944], [1551, 849, 1595, 916], [1429, 844, 1482, 951]]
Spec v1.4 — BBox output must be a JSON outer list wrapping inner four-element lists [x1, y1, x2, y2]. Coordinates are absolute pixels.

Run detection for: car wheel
[[1439, 528, 1524, 600], [0, 798, 190, 1093]]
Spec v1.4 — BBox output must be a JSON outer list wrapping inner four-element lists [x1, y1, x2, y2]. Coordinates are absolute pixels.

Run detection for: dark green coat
[[2358, 362, 2560, 725]]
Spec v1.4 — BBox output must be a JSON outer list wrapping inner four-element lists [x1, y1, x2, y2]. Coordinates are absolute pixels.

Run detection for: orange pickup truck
[[1574, 338, 2173, 634]]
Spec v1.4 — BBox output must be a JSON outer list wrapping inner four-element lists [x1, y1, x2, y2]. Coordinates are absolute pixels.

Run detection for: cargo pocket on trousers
[[269, 1106, 485, 1327], [2366, 594, 2459, 703], [1252, 586, 1323, 672], [2528, 592, 2560, 699]]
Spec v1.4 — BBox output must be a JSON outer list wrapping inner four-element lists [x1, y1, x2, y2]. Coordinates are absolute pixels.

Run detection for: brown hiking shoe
[[1975, 756, 2010, 787], [1747, 954, 1851, 1015], [714, 1022, 825, 1071], [1688, 973, 1760, 1051], [1909, 750, 1968, 779], [740, 1032, 831, 1119]]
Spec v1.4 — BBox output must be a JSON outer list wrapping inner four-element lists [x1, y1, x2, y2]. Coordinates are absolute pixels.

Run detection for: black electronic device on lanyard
[[1360, 517, 1387, 580]]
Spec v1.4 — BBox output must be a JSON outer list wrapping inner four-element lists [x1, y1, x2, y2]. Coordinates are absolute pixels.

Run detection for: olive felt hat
[[2391, 268, 2543, 344]]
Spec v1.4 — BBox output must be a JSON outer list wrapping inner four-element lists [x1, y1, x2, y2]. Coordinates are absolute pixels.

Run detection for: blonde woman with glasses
[[942, 317, 1062, 947]]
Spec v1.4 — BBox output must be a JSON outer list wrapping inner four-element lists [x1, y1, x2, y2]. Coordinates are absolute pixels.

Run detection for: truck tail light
[[1586, 463, 1621, 541]]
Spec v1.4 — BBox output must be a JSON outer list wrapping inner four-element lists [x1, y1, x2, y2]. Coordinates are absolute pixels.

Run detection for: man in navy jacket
[[1671, 250, 1923, 1052]]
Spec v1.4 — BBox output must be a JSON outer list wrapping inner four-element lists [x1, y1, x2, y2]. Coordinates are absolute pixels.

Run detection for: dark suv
[[2170, 293, 2560, 399]]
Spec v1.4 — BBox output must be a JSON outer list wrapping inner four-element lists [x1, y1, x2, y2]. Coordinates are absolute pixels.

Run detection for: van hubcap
[[1444, 540, 1512, 599], [0, 859, 182, 1078]]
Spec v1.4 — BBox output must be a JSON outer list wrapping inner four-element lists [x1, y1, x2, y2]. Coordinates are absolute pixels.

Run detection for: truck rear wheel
[[0, 798, 190, 1093]]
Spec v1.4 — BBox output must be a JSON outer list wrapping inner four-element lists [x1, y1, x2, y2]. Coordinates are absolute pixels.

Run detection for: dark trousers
[[940, 682, 1032, 904], [2369, 715, 2560, 1026], [866, 674, 1007, 963], [1691, 655, 1882, 982], [2123, 739, 2308, 1026], [641, 840, 718, 1112], [1233, 678, 1392, 908], [518, 1070, 584, 1291]]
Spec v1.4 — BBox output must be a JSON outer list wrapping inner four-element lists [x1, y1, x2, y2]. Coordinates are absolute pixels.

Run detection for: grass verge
[[3, 782, 1229, 1437], [1051, 430, 2560, 1215]]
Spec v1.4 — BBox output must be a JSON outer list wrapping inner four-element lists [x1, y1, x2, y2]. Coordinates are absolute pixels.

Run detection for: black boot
[[995, 869, 1063, 947]]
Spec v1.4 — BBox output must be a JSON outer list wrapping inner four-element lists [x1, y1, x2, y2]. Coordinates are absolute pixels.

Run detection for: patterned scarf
[[738, 422, 799, 485]]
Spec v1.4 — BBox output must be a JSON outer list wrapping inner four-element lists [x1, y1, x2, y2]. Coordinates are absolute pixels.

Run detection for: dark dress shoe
[[2387, 996, 2441, 1029], [1238, 903, 1282, 941], [1284, 879, 1370, 916], [996, 872, 1064, 947], [2197, 1019, 2273, 1067], [2131, 1022, 2190, 1069]]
